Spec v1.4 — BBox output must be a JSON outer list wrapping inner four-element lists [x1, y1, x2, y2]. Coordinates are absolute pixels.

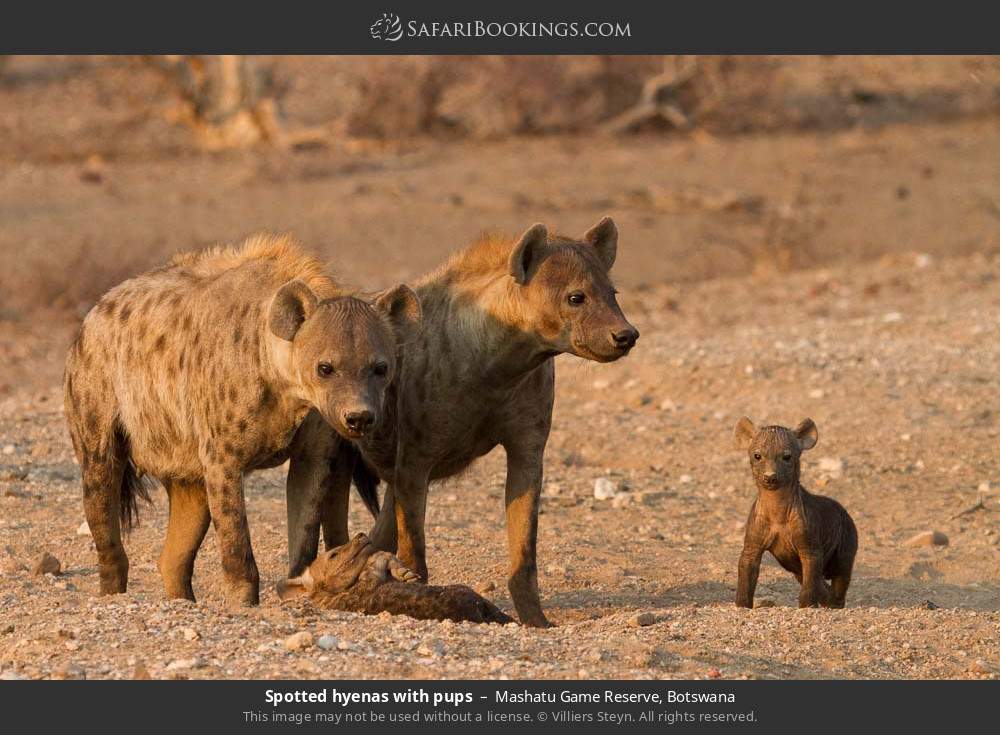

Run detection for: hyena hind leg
[[159, 479, 211, 601], [78, 424, 135, 595]]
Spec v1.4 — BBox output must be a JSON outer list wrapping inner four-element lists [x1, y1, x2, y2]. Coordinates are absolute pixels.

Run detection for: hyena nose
[[763, 472, 778, 483], [612, 327, 639, 350], [344, 410, 374, 435]]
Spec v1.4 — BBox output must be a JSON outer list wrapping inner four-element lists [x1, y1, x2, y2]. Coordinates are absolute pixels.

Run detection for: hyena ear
[[275, 569, 313, 602], [734, 416, 756, 450], [508, 223, 548, 285], [373, 284, 422, 343], [795, 418, 818, 450], [269, 279, 318, 341], [584, 216, 618, 271]]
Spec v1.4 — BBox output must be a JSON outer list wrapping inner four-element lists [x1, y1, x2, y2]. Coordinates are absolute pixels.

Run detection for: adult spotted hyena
[[63, 235, 419, 606], [293, 217, 638, 627]]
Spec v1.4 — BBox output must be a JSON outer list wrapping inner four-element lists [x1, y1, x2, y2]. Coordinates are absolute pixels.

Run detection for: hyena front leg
[[159, 479, 210, 601], [285, 412, 343, 576], [370, 484, 398, 553], [502, 441, 551, 628], [202, 455, 259, 607]]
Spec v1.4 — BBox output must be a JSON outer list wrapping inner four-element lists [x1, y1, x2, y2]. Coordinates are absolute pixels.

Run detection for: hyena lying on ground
[[289, 217, 639, 627], [733, 417, 858, 609], [63, 235, 420, 606], [276, 533, 513, 624]]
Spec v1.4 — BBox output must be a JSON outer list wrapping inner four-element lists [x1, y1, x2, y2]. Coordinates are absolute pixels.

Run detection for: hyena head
[[734, 417, 818, 491], [268, 280, 421, 439], [276, 533, 419, 602], [508, 217, 639, 363]]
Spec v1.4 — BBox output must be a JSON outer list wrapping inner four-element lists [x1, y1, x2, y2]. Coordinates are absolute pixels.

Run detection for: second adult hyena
[[295, 217, 639, 627], [63, 235, 420, 606]]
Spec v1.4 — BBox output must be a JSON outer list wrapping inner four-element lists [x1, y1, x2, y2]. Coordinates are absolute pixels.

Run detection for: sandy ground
[[1, 249, 998, 680], [0, 56, 998, 680]]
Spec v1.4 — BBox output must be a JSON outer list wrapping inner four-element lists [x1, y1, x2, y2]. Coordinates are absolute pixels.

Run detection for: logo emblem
[[370, 12, 403, 41]]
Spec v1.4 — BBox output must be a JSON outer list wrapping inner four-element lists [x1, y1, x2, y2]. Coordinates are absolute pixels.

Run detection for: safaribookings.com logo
[[370, 13, 631, 42], [370, 13, 404, 41]]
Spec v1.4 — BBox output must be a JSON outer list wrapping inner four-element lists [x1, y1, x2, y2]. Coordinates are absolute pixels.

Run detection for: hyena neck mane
[[416, 235, 557, 386]]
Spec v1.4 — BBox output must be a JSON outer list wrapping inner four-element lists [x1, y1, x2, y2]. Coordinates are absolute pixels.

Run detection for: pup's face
[[734, 417, 818, 490]]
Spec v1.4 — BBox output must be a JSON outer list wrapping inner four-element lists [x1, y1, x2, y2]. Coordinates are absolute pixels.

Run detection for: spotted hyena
[[289, 217, 639, 626], [63, 235, 420, 606], [733, 417, 858, 608], [276, 533, 513, 624]]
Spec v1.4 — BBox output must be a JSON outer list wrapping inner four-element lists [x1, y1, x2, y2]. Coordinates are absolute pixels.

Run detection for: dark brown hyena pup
[[276, 533, 513, 624], [63, 235, 420, 606], [733, 417, 858, 609], [291, 217, 639, 627]]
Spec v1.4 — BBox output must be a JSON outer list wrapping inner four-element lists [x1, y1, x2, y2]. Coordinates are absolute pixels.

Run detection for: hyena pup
[[733, 417, 858, 609], [276, 533, 512, 624], [301, 217, 638, 627], [63, 235, 420, 606]]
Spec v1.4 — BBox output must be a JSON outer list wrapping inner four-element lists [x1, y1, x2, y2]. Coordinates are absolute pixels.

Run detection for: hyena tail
[[117, 428, 152, 532], [346, 443, 381, 519]]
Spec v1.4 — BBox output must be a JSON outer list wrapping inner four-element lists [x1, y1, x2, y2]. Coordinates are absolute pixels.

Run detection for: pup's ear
[[269, 279, 318, 341], [373, 284, 422, 344], [795, 418, 818, 451], [508, 223, 548, 285], [734, 416, 756, 450], [583, 216, 618, 272], [275, 568, 314, 602]]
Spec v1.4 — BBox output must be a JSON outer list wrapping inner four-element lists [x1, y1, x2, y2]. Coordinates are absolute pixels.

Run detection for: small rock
[[543, 482, 561, 496], [678, 474, 693, 484], [132, 661, 151, 680], [80, 154, 106, 183], [628, 612, 656, 628], [180, 627, 199, 641], [476, 580, 496, 594], [808, 388, 825, 399], [336, 639, 358, 651], [76, 521, 91, 537], [882, 311, 904, 323], [707, 667, 723, 679], [165, 657, 204, 671], [1, 444, 14, 456], [754, 598, 777, 608], [283, 631, 314, 651], [32, 552, 61, 576], [817, 457, 844, 475], [637, 491, 669, 506], [54, 662, 86, 680], [594, 477, 618, 500], [978, 481, 991, 495], [317, 635, 339, 651], [611, 494, 634, 509], [417, 640, 445, 657], [970, 660, 994, 675], [591, 379, 611, 390], [1, 624, 14, 634], [904, 531, 949, 548], [658, 398, 678, 412]]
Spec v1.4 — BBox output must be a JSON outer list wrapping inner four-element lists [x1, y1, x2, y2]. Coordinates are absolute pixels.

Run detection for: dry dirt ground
[[1, 249, 998, 680], [0, 57, 998, 680]]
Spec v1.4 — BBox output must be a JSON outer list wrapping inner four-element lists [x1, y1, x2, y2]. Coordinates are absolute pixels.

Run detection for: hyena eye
[[372, 361, 388, 378], [567, 291, 586, 306], [782, 452, 792, 461], [753, 452, 762, 461], [317, 362, 334, 377]]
